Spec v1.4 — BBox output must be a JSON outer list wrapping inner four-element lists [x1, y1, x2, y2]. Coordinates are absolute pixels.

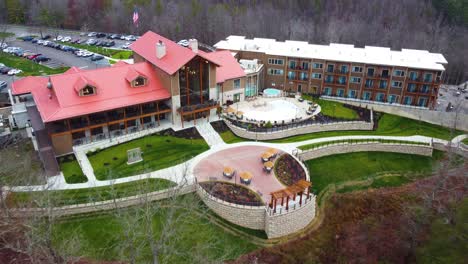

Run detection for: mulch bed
[[156, 127, 203, 139], [210, 120, 230, 133], [200, 181, 264, 206], [274, 154, 306, 186]]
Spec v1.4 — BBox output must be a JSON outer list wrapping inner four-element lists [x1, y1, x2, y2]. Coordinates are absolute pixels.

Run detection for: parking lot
[[436, 84, 468, 114]]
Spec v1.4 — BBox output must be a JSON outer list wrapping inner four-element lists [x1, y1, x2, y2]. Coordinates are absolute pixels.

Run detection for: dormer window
[[80, 85, 96, 96], [132, 76, 147, 87]]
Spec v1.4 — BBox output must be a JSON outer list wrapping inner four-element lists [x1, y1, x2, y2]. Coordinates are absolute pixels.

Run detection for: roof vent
[[156, 40, 166, 59], [189, 38, 198, 53]]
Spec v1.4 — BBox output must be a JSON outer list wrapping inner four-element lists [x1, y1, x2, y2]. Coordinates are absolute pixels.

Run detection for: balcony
[[177, 99, 219, 114]]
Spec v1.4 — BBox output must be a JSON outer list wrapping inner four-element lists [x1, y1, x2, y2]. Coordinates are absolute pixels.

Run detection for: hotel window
[[352, 66, 363, 72], [338, 76, 346, 84], [424, 73, 433, 82], [393, 69, 406, 77], [325, 75, 334, 83], [392, 81, 402, 88], [79, 85, 96, 96], [421, 84, 430, 93], [376, 93, 385, 102], [348, 90, 357, 98], [289, 60, 296, 69], [268, 58, 284, 65], [327, 64, 334, 73], [350, 77, 361, 83], [367, 68, 375, 76], [381, 69, 389, 78], [299, 72, 308, 81], [362, 91, 371, 100], [234, 79, 241, 89], [409, 71, 418, 81], [403, 96, 412, 105], [323, 87, 332, 96], [302, 62, 309, 70], [287, 71, 296, 79], [133, 76, 147, 87], [387, 94, 398, 103], [267, 68, 284, 75], [340, 65, 348, 73], [407, 83, 416, 92], [365, 79, 374, 88], [313, 63, 323, 69], [312, 73, 322, 79], [337, 89, 345, 97], [418, 97, 428, 107], [379, 80, 387, 89]]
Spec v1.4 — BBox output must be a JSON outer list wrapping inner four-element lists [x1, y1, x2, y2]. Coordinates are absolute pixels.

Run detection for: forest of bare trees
[[1, 0, 467, 84]]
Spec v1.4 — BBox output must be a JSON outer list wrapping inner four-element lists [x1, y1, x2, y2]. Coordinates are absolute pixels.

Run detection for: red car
[[27, 54, 41, 60]]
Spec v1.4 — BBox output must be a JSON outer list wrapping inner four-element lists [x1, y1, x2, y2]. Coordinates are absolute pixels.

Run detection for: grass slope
[[52, 194, 257, 263], [302, 95, 359, 120], [306, 151, 442, 194], [88, 135, 209, 180], [0, 51, 69, 76], [59, 156, 87, 184]]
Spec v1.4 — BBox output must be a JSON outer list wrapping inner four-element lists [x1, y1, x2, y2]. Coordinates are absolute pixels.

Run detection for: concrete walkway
[[8, 131, 467, 192], [196, 121, 225, 147]]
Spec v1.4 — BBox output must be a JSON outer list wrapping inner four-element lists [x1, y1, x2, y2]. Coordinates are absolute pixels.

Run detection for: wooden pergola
[[269, 179, 311, 213]]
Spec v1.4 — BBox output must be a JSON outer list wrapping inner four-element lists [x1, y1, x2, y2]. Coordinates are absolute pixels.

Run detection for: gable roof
[[13, 62, 171, 122], [203, 50, 246, 83], [130, 31, 220, 75], [125, 67, 147, 83], [11, 76, 49, 95]]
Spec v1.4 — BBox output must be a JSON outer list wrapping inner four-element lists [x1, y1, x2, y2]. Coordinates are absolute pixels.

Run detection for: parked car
[[122, 42, 131, 49], [86, 39, 97, 45], [0, 67, 12, 74], [88, 32, 97, 37], [3, 47, 22, 53], [76, 39, 85, 44], [27, 54, 41, 60], [0, 43, 7, 49], [42, 35, 51, 40], [8, 69, 22, 75], [90, 54, 104, 61], [55, 35, 63, 41], [34, 56, 51, 62], [61, 36, 72, 42], [96, 33, 106, 38], [105, 41, 115, 47], [22, 51, 36, 58], [0, 81, 7, 90], [36, 39, 45, 45], [124, 35, 136, 41], [31, 38, 39, 44], [21, 36, 34, 41]]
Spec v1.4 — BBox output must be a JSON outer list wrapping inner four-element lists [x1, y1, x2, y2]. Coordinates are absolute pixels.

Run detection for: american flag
[[133, 7, 139, 26]]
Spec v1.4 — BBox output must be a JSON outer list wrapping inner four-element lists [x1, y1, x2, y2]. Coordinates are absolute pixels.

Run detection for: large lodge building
[[9, 31, 446, 175], [214, 36, 447, 109]]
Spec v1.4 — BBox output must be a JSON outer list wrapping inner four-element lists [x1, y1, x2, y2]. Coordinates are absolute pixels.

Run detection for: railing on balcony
[[177, 99, 219, 114]]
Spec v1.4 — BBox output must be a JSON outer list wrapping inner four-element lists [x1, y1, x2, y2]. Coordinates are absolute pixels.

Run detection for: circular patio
[[193, 145, 307, 205]]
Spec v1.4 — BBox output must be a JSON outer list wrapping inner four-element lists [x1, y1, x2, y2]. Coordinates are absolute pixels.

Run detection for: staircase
[[195, 122, 225, 147]]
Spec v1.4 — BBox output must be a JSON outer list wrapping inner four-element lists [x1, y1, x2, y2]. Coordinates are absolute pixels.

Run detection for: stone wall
[[196, 185, 266, 230], [299, 142, 433, 161], [265, 195, 316, 239], [225, 119, 374, 141]]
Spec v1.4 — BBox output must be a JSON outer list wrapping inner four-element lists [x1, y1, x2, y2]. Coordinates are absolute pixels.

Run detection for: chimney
[[189, 38, 198, 53], [156, 40, 166, 59]]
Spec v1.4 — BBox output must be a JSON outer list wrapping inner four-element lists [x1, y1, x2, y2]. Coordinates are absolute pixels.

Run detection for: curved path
[[7, 132, 467, 192]]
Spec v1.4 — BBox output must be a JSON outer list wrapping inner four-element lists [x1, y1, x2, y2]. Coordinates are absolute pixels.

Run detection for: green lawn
[[462, 138, 468, 145], [88, 134, 209, 180], [0, 51, 69, 76], [269, 113, 464, 143], [306, 151, 444, 195], [302, 95, 359, 120], [58, 155, 87, 184], [219, 130, 249, 144], [67, 43, 133, 59], [0, 32, 14, 38], [8, 178, 175, 207], [51, 194, 257, 263]]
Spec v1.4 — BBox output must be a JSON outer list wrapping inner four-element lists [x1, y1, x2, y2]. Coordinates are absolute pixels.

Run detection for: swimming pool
[[263, 88, 281, 97]]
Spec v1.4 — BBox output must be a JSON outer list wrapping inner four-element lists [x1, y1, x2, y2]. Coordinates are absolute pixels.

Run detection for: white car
[[122, 42, 131, 49], [37, 39, 45, 45], [7, 69, 22, 76], [85, 39, 96, 45], [56, 35, 63, 41], [62, 36, 72, 42], [2, 47, 21, 53], [0, 43, 7, 49], [88, 32, 97, 37], [42, 41, 50, 46]]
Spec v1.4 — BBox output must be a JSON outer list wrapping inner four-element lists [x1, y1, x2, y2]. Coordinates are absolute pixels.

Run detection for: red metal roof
[[11, 76, 49, 95], [203, 50, 246, 83], [130, 31, 220, 75], [13, 62, 171, 123]]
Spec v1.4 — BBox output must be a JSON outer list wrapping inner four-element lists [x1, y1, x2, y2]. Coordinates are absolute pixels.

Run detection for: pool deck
[[193, 145, 286, 204], [231, 96, 320, 123]]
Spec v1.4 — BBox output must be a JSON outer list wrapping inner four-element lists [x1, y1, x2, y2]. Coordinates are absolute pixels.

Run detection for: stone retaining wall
[[433, 142, 468, 158], [299, 142, 433, 161], [196, 185, 266, 230], [265, 195, 316, 238], [6, 185, 195, 218], [225, 119, 374, 141]]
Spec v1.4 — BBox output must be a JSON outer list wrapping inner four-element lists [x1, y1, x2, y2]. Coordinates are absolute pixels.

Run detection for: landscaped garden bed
[[274, 154, 306, 186], [200, 181, 264, 206], [210, 120, 247, 143], [57, 154, 87, 183], [88, 131, 209, 180]]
